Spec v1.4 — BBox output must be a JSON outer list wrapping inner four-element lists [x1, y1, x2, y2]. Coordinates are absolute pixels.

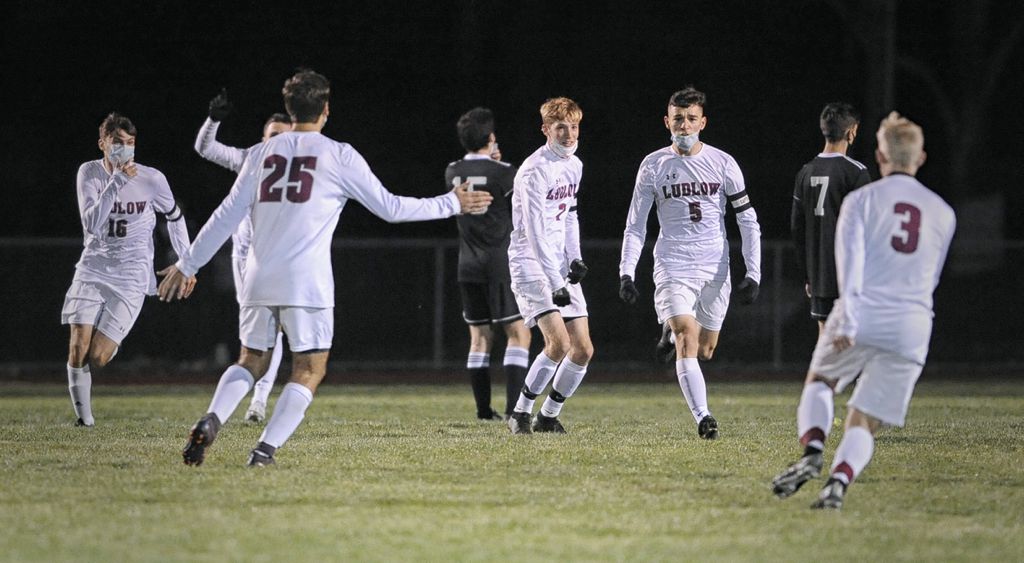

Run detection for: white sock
[[676, 358, 709, 422], [466, 351, 489, 369], [830, 426, 875, 485], [259, 382, 314, 449], [252, 333, 285, 405], [206, 365, 255, 424], [503, 346, 530, 368], [797, 381, 834, 451], [67, 363, 94, 425], [514, 352, 560, 413], [540, 358, 588, 418]]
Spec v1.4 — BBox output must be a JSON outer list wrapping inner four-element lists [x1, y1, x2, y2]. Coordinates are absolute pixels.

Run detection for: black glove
[[208, 88, 233, 122], [619, 275, 639, 305], [567, 259, 588, 284], [735, 276, 760, 305], [552, 287, 571, 307]]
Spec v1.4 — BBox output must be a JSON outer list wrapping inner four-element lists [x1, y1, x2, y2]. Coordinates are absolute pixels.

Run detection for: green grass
[[1, 380, 1022, 562]]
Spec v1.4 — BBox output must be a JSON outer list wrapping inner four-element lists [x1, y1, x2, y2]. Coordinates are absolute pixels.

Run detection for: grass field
[[1, 379, 1022, 562]]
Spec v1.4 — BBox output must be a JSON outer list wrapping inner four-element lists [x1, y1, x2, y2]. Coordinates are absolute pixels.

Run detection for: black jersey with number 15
[[791, 153, 871, 298], [444, 156, 518, 283]]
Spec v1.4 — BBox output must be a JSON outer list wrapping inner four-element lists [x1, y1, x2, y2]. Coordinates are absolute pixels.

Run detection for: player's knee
[[89, 348, 113, 368], [506, 324, 531, 349], [698, 344, 716, 361], [544, 337, 571, 361], [68, 343, 89, 366], [469, 332, 492, 352]]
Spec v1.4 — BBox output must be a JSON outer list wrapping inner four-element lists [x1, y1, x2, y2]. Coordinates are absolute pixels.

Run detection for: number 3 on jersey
[[260, 155, 318, 203], [891, 202, 921, 253]]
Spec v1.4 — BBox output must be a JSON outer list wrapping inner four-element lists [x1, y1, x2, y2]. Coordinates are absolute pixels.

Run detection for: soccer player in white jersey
[[772, 112, 956, 510], [505, 97, 593, 435], [61, 112, 195, 426], [619, 87, 762, 440], [195, 90, 292, 424], [159, 69, 492, 467]]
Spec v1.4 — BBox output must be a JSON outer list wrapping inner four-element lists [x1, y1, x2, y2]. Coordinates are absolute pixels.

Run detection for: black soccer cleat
[[772, 453, 824, 498], [478, 409, 505, 421], [697, 414, 719, 440], [532, 413, 567, 434], [246, 448, 276, 467], [75, 418, 94, 428], [507, 411, 533, 435], [656, 323, 676, 364], [810, 477, 847, 510], [182, 413, 221, 467]]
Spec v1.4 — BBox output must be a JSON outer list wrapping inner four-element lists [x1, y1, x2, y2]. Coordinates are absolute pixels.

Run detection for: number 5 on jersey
[[260, 155, 318, 203], [452, 175, 488, 215]]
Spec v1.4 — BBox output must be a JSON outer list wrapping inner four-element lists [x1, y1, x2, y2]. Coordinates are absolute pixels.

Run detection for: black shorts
[[810, 297, 836, 320], [460, 281, 522, 326]]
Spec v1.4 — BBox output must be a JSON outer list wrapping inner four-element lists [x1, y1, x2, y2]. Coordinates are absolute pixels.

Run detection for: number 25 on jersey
[[260, 155, 318, 203]]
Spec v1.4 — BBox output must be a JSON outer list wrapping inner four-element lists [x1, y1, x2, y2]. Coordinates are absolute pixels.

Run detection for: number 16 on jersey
[[453, 176, 489, 215]]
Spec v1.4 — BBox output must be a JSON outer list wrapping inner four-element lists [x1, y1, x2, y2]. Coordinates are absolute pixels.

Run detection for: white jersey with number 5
[[830, 173, 956, 363], [176, 131, 460, 307], [619, 145, 761, 286], [507, 144, 583, 290]]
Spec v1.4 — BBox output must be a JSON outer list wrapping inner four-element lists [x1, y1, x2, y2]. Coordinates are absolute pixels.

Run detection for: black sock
[[803, 445, 824, 458], [255, 441, 276, 457], [469, 367, 492, 417], [504, 364, 527, 415]]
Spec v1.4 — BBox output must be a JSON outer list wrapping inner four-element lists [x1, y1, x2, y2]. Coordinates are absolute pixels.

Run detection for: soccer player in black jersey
[[445, 108, 531, 420], [791, 103, 871, 333]]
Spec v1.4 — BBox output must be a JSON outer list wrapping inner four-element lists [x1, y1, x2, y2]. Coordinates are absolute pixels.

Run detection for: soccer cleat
[[478, 409, 505, 421], [810, 478, 847, 510], [75, 418, 94, 428], [697, 414, 719, 440], [772, 452, 824, 498], [532, 413, 567, 434], [182, 413, 221, 467], [507, 411, 533, 435], [656, 323, 676, 364], [246, 448, 276, 467], [245, 400, 267, 424]]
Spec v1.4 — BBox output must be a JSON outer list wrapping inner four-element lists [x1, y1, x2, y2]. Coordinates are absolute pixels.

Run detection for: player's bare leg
[[669, 315, 717, 439], [248, 350, 329, 466], [501, 319, 531, 417], [534, 317, 593, 433], [467, 324, 500, 420], [508, 312, 569, 434], [183, 346, 271, 466], [246, 330, 285, 423]]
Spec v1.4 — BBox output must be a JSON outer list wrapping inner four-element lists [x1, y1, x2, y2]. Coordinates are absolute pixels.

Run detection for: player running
[[62, 112, 194, 426], [619, 87, 762, 440], [771, 112, 956, 509]]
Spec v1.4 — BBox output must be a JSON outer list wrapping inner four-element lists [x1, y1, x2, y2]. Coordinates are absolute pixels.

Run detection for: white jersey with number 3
[[507, 144, 583, 290], [830, 173, 956, 363], [176, 131, 460, 308]]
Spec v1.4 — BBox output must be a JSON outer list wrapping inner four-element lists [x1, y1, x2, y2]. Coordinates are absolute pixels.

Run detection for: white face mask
[[548, 140, 578, 159], [672, 132, 699, 153], [108, 144, 134, 166]]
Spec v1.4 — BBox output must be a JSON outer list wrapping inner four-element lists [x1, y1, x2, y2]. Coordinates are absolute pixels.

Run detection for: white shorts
[[809, 339, 923, 427], [653, 277, 731, 330], [239, 306, 333, 352], [60, 280, 144, 345], [510, 279, 588, 328]]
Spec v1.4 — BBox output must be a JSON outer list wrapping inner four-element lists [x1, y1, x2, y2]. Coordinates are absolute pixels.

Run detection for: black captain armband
[[164, 206, 184, 222], [727, 190, 753, 213]]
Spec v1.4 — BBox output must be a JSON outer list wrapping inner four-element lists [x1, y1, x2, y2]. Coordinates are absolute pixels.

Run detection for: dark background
[[4, 0, 1023, 242]]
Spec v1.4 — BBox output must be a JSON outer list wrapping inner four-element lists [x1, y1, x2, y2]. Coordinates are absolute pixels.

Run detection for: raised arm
[[78, 165, 129, 236], [194, 118, 246, 173]]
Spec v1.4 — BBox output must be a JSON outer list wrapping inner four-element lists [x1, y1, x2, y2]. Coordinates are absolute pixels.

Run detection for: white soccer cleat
[[245, 401, 266, 424]]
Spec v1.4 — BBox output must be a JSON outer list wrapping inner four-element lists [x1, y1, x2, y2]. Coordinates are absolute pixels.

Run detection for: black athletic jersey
[[444, 155, 518, 282], [791, 153, 871, 298]]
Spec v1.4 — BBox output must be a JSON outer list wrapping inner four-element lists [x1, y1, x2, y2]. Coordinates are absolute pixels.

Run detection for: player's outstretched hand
[[619, 275, 639, 305], [208, 88, 233, 122], [157, 265, 192, 302], [552, 286, 571, 307], [735, 276, 759, 305], [832, 334, 854, 352], [567, 259, 588, 284], [452, 181, 493, 215]]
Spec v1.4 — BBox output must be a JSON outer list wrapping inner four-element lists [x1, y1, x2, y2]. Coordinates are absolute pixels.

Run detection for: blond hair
[[876, 111, 924, 168], [540, 97, 583, 124]]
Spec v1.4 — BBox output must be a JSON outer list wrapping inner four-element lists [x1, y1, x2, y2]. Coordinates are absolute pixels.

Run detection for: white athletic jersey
[[508, 144, 583, 289], [73, 160, 191, 295], [620, 145, 761, 286], [831, 173, 956, 363], [176, 131, 461, 308], [194, 117, 253, 260]]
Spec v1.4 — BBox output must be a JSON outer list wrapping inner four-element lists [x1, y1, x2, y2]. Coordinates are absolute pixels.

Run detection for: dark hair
[[264, 113, 291, 129], [98, 112, 137, 139], [282, 69, 330, 123], [668, 87, 707, 112], [456, 107, 495, 152], [820, 102, 860, 142]]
